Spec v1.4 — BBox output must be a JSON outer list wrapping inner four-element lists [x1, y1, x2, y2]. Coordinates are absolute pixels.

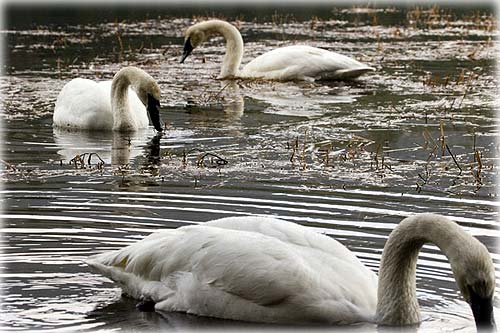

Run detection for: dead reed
[[288, 128, 308, 170], [68, 152, 105, 170]]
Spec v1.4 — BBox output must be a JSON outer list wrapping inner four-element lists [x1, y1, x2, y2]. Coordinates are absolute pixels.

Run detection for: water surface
[[1, 4, 499, 332]]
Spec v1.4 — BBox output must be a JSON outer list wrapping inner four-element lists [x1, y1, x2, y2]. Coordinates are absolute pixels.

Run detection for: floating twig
[[197, 152, 228, 168], [68, 152, 105, 169], [87, 153, 105, 169], [0, 159, 17, 171], [182, 148, 228, 169]]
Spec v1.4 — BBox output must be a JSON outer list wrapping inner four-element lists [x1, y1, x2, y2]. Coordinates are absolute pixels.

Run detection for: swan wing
[[53, 79, 149, 130], [53, 78, 113, 129], [87, 225, 301, 305], [240, 45, 374, 81], [194, 226, 377, 323], [205, 216, 358, 260], [87, 218, 377, 324]]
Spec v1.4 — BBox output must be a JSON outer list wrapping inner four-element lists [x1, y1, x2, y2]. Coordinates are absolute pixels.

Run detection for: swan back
[[53, 78, 114, 129]]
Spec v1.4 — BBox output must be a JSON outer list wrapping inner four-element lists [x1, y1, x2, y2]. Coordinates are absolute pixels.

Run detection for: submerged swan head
[[454, 242, 496, 328], [135, 76, 162, 132], [112, 67, 163, 132], [376, 213, 496, 330]]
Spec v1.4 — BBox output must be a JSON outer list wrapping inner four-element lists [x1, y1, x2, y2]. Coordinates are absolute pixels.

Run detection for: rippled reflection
[[53, 127, 158, 166]]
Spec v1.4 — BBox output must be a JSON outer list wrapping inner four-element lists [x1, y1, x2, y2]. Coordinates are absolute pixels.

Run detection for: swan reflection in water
[[221, 81, 244, 117], [186, 81, 244, 119], [86, 295, 378, 332], [53, 127, 161, 167], [84, 294, 478, 332]]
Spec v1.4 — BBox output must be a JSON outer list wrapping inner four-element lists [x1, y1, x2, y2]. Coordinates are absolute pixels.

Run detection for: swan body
[[87, 214, 496, 329], [181, 20, 375, 81], [87, 216, 378, 324], [239, 45, 374, 81], [53, 66, 163, 132]]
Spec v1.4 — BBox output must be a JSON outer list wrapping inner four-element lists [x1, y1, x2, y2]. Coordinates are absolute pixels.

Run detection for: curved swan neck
[[198, 20, 244, 79], [376, 213, 493, 326], [110, 67, 141, 131]]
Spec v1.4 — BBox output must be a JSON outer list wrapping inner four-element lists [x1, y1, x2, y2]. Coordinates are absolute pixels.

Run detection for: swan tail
[[86, 255, 172, 303], [325, 67, 375, 80], [85, 255, 138, 295]]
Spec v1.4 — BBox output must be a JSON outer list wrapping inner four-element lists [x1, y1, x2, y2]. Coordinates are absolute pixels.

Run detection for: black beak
[[469, 287, 496, 331], [147, 94, 163, 132], [180, 37, 193, 64]]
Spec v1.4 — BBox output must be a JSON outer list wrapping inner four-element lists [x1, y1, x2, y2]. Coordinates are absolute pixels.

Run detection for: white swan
[[180, 20, 375, 81], [86, 213, 496, 329], [53, 66, 163, 132]]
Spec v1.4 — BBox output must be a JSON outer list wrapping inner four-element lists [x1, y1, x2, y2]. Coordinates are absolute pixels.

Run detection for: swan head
[[113, 67, 163, 132], [181, 20, 231, 63], [135, 79, 163, 132], [453, 242, 496, 329], [180, 27, 206, 63]]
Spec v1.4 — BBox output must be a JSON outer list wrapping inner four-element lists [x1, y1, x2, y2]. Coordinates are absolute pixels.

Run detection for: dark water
[[1, 4, 499, 332]]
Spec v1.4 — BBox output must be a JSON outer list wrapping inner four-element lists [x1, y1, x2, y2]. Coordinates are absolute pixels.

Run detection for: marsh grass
[[280, 118, 491, 195], [415, 119, 492, 194], [288, 128, 309, 170], [407, 5, 497, 31], [68, 152, 105, 170]]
